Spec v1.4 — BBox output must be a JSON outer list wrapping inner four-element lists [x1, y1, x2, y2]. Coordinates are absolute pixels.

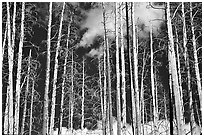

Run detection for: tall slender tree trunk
[[131, 2, 141, 135], [12, 2, 18, 134], [2, 23, 8, 60], [98, 57, 104, 132], [4, 87, 9, 134], [175, 26, 185, 123], [21, 49, 31, 135], [81, 57, 85, 132], [189, 2, 202, 110], [107, 37, 113, 135], [3, 6, 9, 136], [15, 2, 25, 134], [128, 3, 135, 134], [50, 2, 65, 134], [59, 16, 72, 135], [115, 2, 121, 135], [140, 48, 146, 135], [42, 2, 52, 135], [70, 49, 74, 133], [150, 22, 158, 135], [166, 2, 184, 134], [102, 3, 113, 134], [7, 2, 14, 134], [120, 2, 127, 135], [103, 35, 107, 135], [29, 78, 35, 135]]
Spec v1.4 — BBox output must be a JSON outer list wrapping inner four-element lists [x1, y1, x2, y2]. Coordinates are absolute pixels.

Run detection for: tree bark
[[175, 25, 184, 123], [128, 3, 135, 135], [70, 49, 74, 133], [59, 16, 72, 135], [21, 49, 31, 135], [140, 48, 146, 135], [14, 2, 25, 134], [49, 2, 65, 134], [131, 2, 141, 135], [81, 57, 85, 131], [29, 78, 35, 135], [103, 35, 107, 135], [150, 22, 158, 135], [42, 2, 52, 135], [7, 2, 14, 134], [120, 2, 127, 135], [102, 3, 113, 134], [189, 2, 202, 110], [166, 2, 184, 134], [115, 2, 121, 135]]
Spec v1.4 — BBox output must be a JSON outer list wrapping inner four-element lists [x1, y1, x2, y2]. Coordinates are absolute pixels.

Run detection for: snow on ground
[[52, 119, 201, 135]]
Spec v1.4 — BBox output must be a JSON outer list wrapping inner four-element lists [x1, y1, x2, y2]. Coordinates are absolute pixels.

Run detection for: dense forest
[[1, 2, 202, 135]]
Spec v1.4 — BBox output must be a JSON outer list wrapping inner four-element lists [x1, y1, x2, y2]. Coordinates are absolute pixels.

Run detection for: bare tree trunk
[[131, 2, 141, 135], [115, 2, 121, 135], [70, 49, 74, 133], [107, 38, 113, 135], [2, 22, 7, 60], [102, 3, 113, 134], [13, 2, 18, 134], [103, 35, 107, 135], [175, 26, 185, 123], [128, 3, 135, 134], [120, 2, 126, 135], [98, 57, 104, 132], [3, 7, 9, 136], [15, 2, 25, 134], [164, 92, 168, 135], [29, 78, 35, 135], [49, 2, 65, 134], [21, 49, 31, 135], [166, 2, 184, 134], [4, 88, 9, 134], [189, 2, 202, 110], [140, 48, 146, 135], [150, 22, 158, 135], [81, 57, 85, 131], [7, 2, 14, 134], [59, 16, 72, 135], [42, 2, 52, 135]]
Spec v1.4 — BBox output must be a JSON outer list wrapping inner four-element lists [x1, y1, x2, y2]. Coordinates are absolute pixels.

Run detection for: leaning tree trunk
[[166, 2, 184, 135], [49, 2, 65, 135], [59, 16, 72, 135], [21, 49, 32, 135], [15, 2, 25, 134], [189, 2, 202, 110], [115, 2, 121, 135], [175, 25, 184, 123], [6, 2, 14, 135], [42, 2, 52, 135]]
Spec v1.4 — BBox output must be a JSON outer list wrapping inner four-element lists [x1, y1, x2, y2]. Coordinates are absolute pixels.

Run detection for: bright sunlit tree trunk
[[42, 2, 52, 135]]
